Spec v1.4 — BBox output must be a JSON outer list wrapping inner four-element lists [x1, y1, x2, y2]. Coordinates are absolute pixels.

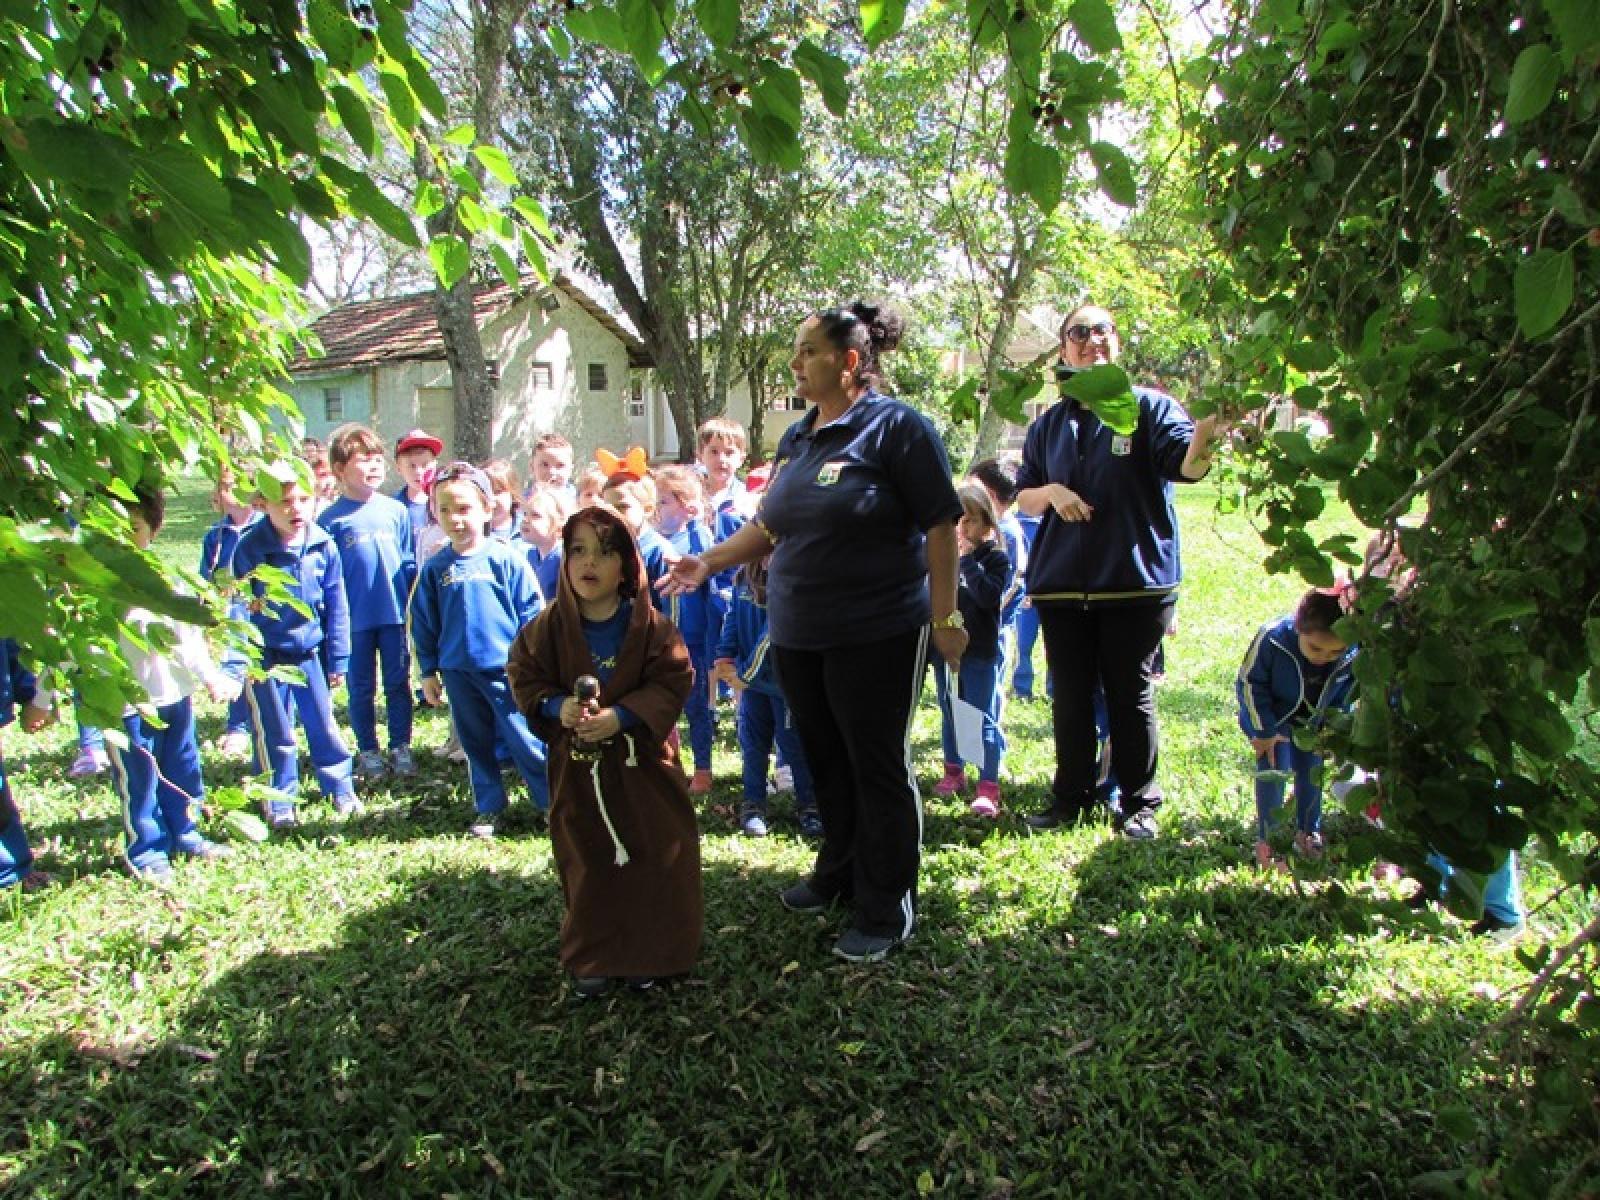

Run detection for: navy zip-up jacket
[[1016, 387, 1197, 601], [1236, 615, 1357, 738], [232, 519, 351, 673], [958, 541, 1012, 660], [714, 582, 780, 696]]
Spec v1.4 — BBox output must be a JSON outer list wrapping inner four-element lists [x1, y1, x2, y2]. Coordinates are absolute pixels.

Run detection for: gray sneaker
[[778, 880, 834, 914], [832, 926, 910, 964], [355, 750, 388, 780], [332, 793, 364, 818], [390, 746, 417, 777]]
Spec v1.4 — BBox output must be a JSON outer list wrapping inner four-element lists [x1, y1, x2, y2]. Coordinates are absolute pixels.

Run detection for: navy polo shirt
[[761, 391, 962, 650]]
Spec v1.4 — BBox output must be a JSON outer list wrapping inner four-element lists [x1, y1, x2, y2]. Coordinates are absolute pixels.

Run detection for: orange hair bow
[[596, 445, 649, 482]]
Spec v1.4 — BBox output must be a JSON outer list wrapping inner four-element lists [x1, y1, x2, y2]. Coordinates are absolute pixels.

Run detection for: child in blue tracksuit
[[933, 484, 1013, 817], [410, 463, 549, 837], [318, 425, 418, 781], [713, 556, 820, 839], [0, 638, 54, 891], [1236, 588, 1356, 868], [232, 463, 358, 828], [199, 468, 261, 758], [112, 485, 241, 882], [654, 464, 719, 795], [970, 457, 1029, 684]]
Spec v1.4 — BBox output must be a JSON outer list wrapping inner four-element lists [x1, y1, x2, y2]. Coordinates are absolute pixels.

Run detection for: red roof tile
[[290, 275, 651, 373]]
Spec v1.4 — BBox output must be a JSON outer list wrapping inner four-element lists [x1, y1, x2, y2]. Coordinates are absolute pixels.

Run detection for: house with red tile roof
[[283, 274, 672, 473]]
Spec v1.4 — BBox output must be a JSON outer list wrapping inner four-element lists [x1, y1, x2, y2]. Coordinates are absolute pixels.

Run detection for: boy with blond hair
[[528, 433, 577, 504], [697, 417, 750, 518], [233, 461, 357, 828], [319, 424, 418, 779]]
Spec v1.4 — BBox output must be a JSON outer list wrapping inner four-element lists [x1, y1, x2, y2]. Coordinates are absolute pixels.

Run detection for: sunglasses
[[1064, 322, 1116, 344]]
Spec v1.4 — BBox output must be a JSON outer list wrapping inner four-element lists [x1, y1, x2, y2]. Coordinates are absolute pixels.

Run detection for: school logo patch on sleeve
[[1110, 435, 1133, 457], [815, 460, 849, 487]]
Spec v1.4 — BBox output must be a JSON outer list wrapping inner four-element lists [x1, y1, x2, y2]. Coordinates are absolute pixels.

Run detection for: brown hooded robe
[[506, 507, 702, 979]]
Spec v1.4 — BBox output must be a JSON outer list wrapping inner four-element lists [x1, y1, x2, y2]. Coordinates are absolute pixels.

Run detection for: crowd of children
[[0, 422, 1523, 992]]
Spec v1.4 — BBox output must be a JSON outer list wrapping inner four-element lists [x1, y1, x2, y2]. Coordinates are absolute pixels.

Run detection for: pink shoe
[[933, 763, 966, 797], [970, 781, 1001, 818]]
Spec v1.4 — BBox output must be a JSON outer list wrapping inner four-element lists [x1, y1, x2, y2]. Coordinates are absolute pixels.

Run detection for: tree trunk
[[431, 273, 497, 462], [969, 229, 1046, 466]]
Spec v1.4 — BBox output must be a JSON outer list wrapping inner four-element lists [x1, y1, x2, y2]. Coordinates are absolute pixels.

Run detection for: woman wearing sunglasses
[[1014, 304, 1225, 840]]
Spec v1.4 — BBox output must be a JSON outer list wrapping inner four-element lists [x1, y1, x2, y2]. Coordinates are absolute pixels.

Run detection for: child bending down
[[712, 555, 820, 839], [932, 484, 1013, 818], [507, 506, 702, 999], [1235, 588, 1356, 869]]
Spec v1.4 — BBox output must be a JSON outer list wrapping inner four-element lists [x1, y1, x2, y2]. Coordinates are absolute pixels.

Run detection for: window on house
[[771, 393, 805, 412], [323, 387, 343, 421], [629, 381, 645, 418], [529, 362, 554, 390], [485, 359, 501, 388], [587, 362, 608, 392]]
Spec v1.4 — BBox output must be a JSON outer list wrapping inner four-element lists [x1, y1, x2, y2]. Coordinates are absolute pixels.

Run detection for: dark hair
[[816, 300, 906, 390], [563, 506, 642, 600], [133, 482, 166, 535], [1295, 589, 1345, 636], [969, 457, 1021, 506], [738, 554, 770, 606]]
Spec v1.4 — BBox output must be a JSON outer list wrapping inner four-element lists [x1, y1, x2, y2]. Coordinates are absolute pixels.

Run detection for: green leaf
[[1089, 140, 1136, 207], [1513, 248, 1574, 338], [331, 84, 377, 158], [1068, 0, 1122, 54], [415, 180, 446, 220], [490, 242, 519, 287], [1504, 44, 1561, 124], [136, 145, 240, 240], [306, 0, 358, 71], [473, 145, 519, 187], [1544, 0, 1600, 65], [111, 0, 189, 64], [695, 0, 740, 50], [860, 0, 908, 48], [519, 227, 550, 281], [545, 21, 571, 58], [948, 377, 982, 425], [378, 66, 419, 131], [793, 39, 851, 118], [429, 234, 472, 289], [323, 157, 421, 247], [735, 110, 804, 171], [513, 196, 555, 243], [402, 52, 450, 121], [1061, 364, 1139, 434], [618, 0, 669, 83], [19, 122, 134, 192], [221, 810, 270, 845], [1286, 340, 1336, 372], [565, 4, 631, 54], [443, 123, 478, 147], [753, 64, 804, 133], [247, 76, 323, 156]]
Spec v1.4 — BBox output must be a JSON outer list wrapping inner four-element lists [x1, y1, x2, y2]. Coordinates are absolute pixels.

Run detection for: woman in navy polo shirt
[[664, 302, 965, 963], [1015, 303, 1226, 840]]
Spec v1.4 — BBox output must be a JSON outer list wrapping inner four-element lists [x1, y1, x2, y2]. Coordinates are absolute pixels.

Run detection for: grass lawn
[[0, 479, 1589, 1197]]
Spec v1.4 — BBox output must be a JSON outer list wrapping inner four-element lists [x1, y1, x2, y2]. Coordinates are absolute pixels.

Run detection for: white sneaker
[[772, 764, 794, 794], [69, 747, 109, 779], [216, 730, 252, 760]]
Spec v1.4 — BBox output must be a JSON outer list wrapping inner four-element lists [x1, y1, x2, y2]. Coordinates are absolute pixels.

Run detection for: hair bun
[[849, 300, 905, 354]]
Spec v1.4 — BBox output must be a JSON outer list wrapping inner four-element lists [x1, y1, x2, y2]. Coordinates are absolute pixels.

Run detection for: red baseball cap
[[395, 428, 443, 456]]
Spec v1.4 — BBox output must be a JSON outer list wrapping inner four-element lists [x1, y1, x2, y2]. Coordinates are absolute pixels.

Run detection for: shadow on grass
[[1, 824, 1505, 1198]]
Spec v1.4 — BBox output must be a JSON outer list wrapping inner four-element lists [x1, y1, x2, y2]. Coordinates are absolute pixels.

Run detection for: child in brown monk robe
[[507, 505, 702, 999]]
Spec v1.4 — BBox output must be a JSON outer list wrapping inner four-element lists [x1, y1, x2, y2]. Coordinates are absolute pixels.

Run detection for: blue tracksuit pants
[[245, 650, 355, 812], [1253, 737, 1323, 840], [933, 653, 1007, 783], [1425, 849, 1525, 926], [107, 698, 208, 871], [347, 624, 413, 753], [0, 757, 35, 888], [684, 643, 715, 771], [737, 688, 815, 812], [443, 668, 549, 815]]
